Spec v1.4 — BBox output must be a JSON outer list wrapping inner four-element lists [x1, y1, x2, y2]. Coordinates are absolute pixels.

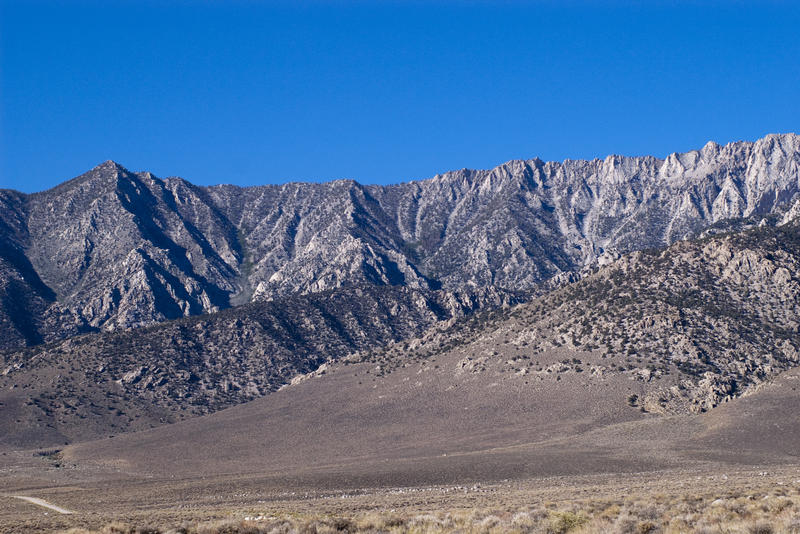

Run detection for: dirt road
[[11, 496, 74, 514]]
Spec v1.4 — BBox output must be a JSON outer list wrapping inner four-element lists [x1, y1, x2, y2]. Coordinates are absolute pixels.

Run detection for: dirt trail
[[11, 496, 75, 514]]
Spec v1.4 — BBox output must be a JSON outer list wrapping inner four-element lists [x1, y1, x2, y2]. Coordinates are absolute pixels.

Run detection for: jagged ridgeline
[[1, 133, 799, 350]]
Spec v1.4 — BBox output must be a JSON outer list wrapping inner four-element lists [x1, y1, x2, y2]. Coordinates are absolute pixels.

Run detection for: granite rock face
[[1, 134, 799, 350]]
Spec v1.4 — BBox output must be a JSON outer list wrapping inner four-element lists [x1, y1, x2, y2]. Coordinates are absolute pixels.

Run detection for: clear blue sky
[[2, 1, 799, 193]]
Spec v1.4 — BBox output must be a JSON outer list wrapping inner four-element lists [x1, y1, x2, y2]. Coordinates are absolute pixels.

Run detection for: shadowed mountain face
[[1, 134, 799, 351]]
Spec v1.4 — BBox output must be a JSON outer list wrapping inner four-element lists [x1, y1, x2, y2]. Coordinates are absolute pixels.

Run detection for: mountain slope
[[0, 285, 520, 448], [359, 216, 800, 416], [0, 190, 55, 347], [62, 367, 800, 487]]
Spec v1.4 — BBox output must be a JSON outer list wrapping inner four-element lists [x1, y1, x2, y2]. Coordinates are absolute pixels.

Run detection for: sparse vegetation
[[43, 481, 800, 534]]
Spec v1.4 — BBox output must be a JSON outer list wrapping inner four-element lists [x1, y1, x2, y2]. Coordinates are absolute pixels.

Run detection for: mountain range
[[1, 132, 800, 451], [2, 133, 798, 352]]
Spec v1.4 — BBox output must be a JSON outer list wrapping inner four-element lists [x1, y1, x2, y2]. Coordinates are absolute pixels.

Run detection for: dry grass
[[56, 487, 800, 534]]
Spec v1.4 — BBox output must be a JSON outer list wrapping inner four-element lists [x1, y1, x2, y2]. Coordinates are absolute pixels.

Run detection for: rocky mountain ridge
[[1, 133, 799, 350]]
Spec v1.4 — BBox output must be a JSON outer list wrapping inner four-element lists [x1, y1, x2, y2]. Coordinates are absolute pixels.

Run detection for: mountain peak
[[94, 159, 128, 173], [33, 160, 131, 197]]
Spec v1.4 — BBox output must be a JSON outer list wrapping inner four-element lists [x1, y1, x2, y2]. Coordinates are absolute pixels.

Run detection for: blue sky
[[1, 1, 799, 193]]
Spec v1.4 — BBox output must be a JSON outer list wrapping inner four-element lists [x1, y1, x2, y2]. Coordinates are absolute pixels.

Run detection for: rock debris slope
[[1, 133, 799, 350]]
